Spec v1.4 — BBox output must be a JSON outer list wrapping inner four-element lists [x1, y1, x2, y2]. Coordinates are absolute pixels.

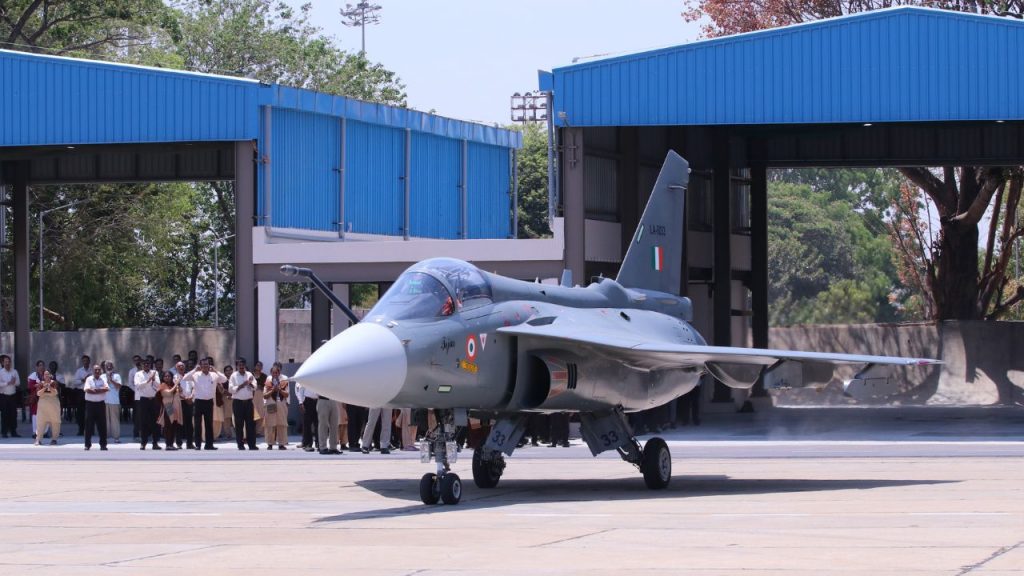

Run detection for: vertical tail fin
[[615, 150, 689, 295]]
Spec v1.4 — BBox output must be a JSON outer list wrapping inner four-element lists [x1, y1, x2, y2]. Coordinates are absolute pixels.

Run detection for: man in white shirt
[[174, 362, 195, 449], [133, 358, 161, 450], [72, 355, 90, 436], [83, 364, 110, 450], [295, 382, 319, 452], [228, 357, 258, 450], [102, 361, 123, 443], [0, 354, 21, 438], [182, 358, 226, 450], [127, 354, 142, 440]]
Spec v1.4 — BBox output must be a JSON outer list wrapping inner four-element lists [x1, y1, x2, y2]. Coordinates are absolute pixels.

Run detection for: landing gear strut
[[580, 406, 672, 490], [418, 409, 462, 505]]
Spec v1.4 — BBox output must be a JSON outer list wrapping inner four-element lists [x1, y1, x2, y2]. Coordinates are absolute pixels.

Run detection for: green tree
[[767, 177, 905, 326], [0, 0, 175, 56], [515, 122, 552, 239]]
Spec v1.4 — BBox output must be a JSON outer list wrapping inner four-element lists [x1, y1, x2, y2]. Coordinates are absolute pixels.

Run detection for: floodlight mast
[[280, 265, 360, 325]]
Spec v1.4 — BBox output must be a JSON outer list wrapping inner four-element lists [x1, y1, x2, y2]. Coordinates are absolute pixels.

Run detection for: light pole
[[212, 233, 235, 327], [38, 199, 89, 330]]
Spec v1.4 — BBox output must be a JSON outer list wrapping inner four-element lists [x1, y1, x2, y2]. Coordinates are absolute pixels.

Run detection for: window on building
[[731, 168, 751, 234], [687, 171, 712, 231]]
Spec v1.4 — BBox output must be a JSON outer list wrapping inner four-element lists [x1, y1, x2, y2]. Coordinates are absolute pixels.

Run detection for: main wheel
[[472, 448, 504, 488], [419, 473, 440, 504], [640, 437, 671, 489], [440, 472, 462, 505]]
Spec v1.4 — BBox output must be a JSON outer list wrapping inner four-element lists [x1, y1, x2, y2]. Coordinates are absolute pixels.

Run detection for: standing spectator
[[157, 371, 182, 451], [73, 355, 90, 436], [182, 359, 226, 450], [34, 370, 61, 445], [103, 361, 123, 444], [127, 355, 142, 439], [154, 358, 164, 376], [396, 408, 418, 451], [219, 363, 234, 441], [0, 354, 21, 437], [228, 358, 258, 450], [133, 358, 161, 450], [252, 361, 268, 438], [27, 361, 45, 440], [262, 362, 289, 450], [360, 407, 392, 454], [295, 381, 319, 452], [83, 364, 109, 451], [47, 361, 66, 434], [316, 393, 341, 455], [549, 412, 570, 447], [345, 404, 367, 451], [175, 362, 195, 449]]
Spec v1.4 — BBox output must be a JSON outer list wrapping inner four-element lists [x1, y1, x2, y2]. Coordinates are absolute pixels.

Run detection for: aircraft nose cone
[[294, 322, 407, 407]]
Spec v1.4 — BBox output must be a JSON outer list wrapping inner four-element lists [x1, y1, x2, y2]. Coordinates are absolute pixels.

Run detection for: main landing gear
[[579, 406, 672, 489], [418, 409, 463, 505]]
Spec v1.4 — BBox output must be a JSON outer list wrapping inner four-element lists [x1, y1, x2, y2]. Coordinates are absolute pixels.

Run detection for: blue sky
[[292, 0, 703, 125]]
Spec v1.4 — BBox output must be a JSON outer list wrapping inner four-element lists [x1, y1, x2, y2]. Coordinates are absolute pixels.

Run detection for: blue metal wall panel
[[0, 50, 259, 146], [466, 143, 511, 239], [551, 7, 1024, 127], [268, 108, 340, 232], [409, 133, 461, 239], [344, 121, 405, 235], [0, 49, 520, 240]]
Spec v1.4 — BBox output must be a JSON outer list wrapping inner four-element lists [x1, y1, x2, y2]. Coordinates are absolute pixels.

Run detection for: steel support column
[[12, 163, 29, 377], [711, 133, 732, 402], [561, 128, 586, 284], [750, 164, 769, 397], [310, 288, 331, 353], [235, 142, 256, 363]]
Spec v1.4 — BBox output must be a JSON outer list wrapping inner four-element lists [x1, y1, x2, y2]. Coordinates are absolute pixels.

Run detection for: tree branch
[[899, 167, 956, 216], [952, 167, 1005, 225]]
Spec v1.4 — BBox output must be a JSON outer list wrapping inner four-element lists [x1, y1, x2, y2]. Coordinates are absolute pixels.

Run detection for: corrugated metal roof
[[0, 49, 521, 148], [550, 7, 1024, 127]]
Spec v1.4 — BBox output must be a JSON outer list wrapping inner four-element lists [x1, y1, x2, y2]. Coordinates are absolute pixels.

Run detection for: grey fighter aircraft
[[288, 150, 940, 506]]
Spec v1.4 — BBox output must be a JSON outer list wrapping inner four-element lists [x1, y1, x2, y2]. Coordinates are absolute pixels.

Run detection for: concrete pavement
[[0, 407, 1020, 575]]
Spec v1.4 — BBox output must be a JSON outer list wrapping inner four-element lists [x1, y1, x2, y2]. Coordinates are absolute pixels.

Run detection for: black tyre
[[419, 473, 440, 505], [472, 449, 504, 489], [640, 437, 671, 489], [440, 473, 462, 505]]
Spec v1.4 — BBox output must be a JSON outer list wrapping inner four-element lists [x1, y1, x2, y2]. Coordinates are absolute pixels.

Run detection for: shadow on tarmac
[[312, 476, 955, 522]]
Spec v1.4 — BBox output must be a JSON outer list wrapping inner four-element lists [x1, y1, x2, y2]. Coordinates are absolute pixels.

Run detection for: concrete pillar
[[12, 163, 29, 377], [330, 283, 351, 336], [257, 281, 278, 365], [561, 128, 586, 283], [235, 142, 256, 362], [311, 288, 331, 353]]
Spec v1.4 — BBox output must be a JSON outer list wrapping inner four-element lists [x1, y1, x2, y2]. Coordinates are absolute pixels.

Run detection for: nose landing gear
[[418, 409, 463, 505]]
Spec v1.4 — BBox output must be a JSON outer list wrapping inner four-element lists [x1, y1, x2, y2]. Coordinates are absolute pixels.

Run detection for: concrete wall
[[766, 321, 1024, 406], [0, 328, 235, 381]]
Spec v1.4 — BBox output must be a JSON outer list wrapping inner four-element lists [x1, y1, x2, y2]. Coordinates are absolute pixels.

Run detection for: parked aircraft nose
[[294, 322, 407, 407]]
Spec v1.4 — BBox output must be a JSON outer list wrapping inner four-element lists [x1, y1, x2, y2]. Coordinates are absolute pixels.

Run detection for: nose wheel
[[420, 472, 462, 505]]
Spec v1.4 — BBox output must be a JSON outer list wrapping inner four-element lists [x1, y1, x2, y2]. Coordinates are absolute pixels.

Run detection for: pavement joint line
[[533, 527, 616, 548], [956, 540, 1023, 575], [100, 543, 224, 567]]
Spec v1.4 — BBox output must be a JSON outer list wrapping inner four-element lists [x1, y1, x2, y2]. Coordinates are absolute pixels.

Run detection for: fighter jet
[[288, 150, 940, 506]]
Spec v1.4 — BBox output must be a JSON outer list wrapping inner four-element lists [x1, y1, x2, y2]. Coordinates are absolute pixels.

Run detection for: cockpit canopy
[[366, 258, 492, 322]]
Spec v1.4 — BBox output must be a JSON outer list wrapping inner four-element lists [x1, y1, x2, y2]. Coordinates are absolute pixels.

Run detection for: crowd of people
[[0, 349, 705, 454]]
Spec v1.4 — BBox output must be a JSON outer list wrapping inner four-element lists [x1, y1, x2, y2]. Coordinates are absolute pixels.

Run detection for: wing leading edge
[[497, 321, 941, 388]]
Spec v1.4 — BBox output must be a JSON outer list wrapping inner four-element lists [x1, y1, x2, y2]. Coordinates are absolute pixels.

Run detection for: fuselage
[[293, 258, 707, 413]]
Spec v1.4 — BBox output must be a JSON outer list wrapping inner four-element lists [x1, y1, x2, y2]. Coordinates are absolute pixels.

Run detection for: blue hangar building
[[0, 49, 560, 374], [540, 6, 1024, 402]]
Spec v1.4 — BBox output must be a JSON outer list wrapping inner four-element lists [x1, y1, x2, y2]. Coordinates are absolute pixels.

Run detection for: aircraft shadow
[[312, 476, 955, 523]]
